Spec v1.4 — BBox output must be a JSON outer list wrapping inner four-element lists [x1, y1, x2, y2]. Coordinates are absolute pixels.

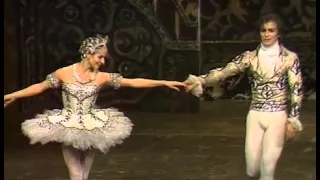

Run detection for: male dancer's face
[[259, 21, 279, 47]]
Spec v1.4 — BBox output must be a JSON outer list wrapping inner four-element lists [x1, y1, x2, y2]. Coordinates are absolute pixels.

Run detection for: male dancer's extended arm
[[185, 51, 251, 97]]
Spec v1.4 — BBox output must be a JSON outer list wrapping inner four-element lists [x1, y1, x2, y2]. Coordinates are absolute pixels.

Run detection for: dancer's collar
[[254, 42, 289, 57], [260, 41, 280, 52]]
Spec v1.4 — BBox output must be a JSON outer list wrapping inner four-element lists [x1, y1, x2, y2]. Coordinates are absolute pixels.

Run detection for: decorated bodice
[[45, 71, 122, 114], [61, 83, 100, 114]]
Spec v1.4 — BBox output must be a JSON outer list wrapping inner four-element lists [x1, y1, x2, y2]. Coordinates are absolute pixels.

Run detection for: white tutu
[[21, 107, 133, 153]]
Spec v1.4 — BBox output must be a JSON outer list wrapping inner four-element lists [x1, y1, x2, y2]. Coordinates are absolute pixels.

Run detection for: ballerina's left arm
[[99, 72, 186, 91]]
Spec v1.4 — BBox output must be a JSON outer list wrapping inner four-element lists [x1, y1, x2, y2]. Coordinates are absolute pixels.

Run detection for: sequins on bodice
[[45, 67, 123, 115], [61, 83, 100, 114]]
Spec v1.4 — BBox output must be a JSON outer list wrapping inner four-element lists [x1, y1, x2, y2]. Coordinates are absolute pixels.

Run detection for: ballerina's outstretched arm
[[4, 69, 63, 107], [99, 72, 186, 92]]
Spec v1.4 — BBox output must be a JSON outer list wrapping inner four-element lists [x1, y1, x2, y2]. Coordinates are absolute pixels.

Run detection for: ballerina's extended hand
[[4, 95, 16, 108], [163, 81, 187, 91]]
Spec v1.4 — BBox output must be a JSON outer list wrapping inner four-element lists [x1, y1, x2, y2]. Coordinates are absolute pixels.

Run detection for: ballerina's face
[[87, 47, 108, 70]]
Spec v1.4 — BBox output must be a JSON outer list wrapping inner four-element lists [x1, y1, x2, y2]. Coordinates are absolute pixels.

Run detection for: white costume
[[21, 70, 133, 180], [186, 42, 303, 180], [22, 72, 133, 153]]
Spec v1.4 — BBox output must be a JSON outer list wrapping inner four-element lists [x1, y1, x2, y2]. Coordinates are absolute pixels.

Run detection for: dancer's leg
[[245, 110, 265, 178], [61, 145, 83, 180], [260, 111, 287, 180], [81, 149, 96, 180]]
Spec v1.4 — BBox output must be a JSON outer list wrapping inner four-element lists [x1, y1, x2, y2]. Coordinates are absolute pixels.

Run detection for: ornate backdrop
[[19, 0, 315, 114]]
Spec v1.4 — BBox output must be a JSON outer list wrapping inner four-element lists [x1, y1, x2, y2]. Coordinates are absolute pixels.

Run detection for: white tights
[[62, 145, 96, 180], [245, 110, 287, 180]]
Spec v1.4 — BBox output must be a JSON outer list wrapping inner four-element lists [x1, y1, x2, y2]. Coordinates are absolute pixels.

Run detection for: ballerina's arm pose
[[4, 69, 186, 108], [4, 74, 57, 107], [4, 36, 186, 108]]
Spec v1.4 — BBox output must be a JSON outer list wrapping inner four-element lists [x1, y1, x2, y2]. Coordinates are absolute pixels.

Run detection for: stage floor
[[4, 100, 316, 180]]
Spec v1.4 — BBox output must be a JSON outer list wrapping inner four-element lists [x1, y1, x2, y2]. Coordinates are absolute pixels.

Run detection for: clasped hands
[[163, 75, 204, 95]]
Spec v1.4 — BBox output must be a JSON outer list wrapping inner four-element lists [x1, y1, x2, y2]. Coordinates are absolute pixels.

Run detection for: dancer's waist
[[61, 108, 97, 115], [250, 100, 288, 112]]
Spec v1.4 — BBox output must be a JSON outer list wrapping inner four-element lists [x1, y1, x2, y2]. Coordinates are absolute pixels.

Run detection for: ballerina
[[4, 35, 186, 180]]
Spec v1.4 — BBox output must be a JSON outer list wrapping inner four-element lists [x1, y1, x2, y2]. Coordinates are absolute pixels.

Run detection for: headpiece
[[79, 35, 108, 58]]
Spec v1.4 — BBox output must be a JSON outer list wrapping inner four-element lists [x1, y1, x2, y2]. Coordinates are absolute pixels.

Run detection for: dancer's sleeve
[[287, 55, 304, 131], [108, 73, 123, 90], [185, 51, 251, 97], [45, 73, 61, 89]]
